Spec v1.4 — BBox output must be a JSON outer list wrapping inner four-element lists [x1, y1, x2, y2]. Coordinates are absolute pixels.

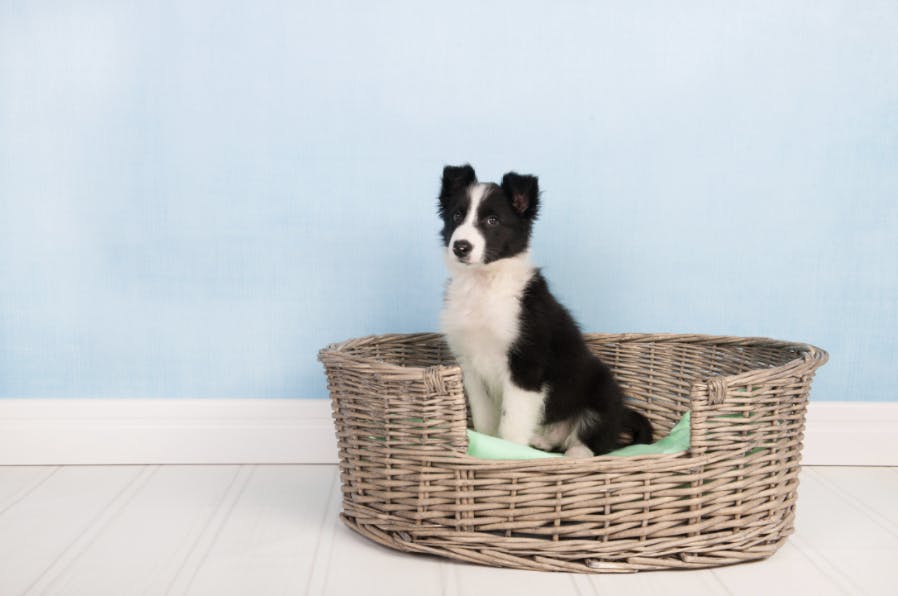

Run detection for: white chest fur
[[440, 254, 535, 388]]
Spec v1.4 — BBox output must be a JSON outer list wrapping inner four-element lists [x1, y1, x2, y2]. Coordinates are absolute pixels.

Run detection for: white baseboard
[[0, 399, 337, 465], [0, 399, 895, 466], [802, 402, 898, 466]]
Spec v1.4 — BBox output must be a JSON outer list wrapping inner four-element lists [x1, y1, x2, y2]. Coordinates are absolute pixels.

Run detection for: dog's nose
[[453, 240, 472, 258]]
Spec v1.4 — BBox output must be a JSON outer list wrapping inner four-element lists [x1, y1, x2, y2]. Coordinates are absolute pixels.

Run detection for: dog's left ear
[[501, 172, 540, 219]]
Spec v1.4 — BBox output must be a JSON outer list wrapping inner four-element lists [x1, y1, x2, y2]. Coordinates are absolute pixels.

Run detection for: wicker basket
[[318, 332, 827, 573]]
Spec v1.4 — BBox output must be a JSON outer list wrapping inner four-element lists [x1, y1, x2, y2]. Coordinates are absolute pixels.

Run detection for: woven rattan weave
[[318, 332, 827, 573]]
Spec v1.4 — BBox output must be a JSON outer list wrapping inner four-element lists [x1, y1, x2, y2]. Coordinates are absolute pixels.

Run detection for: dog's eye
[[485, 215, 499, 227], [452, 210, 464, 223]]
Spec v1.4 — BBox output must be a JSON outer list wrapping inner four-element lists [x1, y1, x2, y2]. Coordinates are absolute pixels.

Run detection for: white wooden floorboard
[[797, 546, 898, 596], [789, 468, 898, 596], [304, 468, 342, 595], [32, 465, 242, 596], [157, 466, 253, 596], [318, 522, 445, 596], [710, 541, 849, 596], [454, 563, 581, 595], [0, 466, 57, 514], [25, 466, 159, 596], [793, 469, 898, 551], [808, 467, 898, 534], [1, 465, 896, 596], [185, 465, 337, 596], [590, 567, 730, 595], [439, 561, 463, 596], [0, 466, 145, 596]]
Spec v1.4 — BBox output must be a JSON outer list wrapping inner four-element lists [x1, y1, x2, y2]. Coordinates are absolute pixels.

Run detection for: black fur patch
[[509, 272, 653, 454]]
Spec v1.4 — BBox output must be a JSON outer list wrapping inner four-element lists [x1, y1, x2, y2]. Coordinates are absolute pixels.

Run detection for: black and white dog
[[438, 164, 653, 457]]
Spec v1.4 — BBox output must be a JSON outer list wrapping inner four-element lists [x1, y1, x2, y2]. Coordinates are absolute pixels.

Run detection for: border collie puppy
[[438, 164, 653, 457]]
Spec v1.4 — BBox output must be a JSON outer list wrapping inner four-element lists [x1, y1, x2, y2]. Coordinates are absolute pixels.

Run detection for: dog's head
[[438, 164, 539, 268]]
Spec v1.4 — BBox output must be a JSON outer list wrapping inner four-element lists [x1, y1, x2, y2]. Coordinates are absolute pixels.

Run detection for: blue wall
[[1, 2, 896, 400]]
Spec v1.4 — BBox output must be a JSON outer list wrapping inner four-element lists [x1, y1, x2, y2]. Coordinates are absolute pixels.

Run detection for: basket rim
[[320, 331, 828, 466], [318, 331, 828, 387]]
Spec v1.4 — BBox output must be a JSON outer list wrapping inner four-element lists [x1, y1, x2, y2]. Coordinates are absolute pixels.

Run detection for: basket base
[[340, 513, 788, 574]]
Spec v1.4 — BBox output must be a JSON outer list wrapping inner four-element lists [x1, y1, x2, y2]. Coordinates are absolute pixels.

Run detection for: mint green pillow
[[466, 411, 692, 459]]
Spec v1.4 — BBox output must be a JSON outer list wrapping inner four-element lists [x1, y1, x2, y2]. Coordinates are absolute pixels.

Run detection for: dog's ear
[[439, 165, 477, 215], [501, 172, 539, 219], [441, 164, 477, 196]]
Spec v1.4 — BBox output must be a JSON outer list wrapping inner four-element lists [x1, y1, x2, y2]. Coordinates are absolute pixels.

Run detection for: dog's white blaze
[[448, 183, 488, 265]]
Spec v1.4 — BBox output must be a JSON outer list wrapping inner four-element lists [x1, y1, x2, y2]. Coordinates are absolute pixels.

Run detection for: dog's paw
[[528, 436, 554, 451], [564, 445, 594, 459]]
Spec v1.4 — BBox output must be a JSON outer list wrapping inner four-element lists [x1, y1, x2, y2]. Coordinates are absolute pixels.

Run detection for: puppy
[[438, 164, 653, 457]]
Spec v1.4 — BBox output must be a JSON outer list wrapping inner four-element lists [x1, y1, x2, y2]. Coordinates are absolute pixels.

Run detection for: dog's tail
[[623, 407, 654, 445]]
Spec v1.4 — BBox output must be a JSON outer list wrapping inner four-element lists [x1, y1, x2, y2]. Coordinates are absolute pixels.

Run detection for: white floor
[[0, 466, 895, 596]]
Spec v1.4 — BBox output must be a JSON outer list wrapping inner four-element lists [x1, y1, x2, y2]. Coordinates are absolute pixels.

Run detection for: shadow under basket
[[318, 332, 828, 573]]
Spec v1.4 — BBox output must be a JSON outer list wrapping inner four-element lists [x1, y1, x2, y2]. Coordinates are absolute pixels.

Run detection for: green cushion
[[466, 411, 692, 460]]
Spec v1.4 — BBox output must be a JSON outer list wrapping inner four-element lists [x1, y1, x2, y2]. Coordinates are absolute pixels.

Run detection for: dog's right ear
[[440, 164, 476, 203]]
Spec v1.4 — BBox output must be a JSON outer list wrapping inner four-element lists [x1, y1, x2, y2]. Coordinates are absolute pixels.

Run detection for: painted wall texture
[[1, 2, 896, 400]]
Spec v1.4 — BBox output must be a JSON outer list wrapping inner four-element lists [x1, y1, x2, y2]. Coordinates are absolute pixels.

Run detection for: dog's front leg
[[497, 381, 545, 446], [463, 371, 499, 435]]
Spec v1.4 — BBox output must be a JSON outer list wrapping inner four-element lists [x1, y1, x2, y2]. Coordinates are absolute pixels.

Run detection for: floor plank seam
[[707, 569, 735, 595], [162, 465, 254, 596], [304, 468, 341, 596], [176, 465, 257, 595], [439, 562, 460, 596], [788, 534, 861, 595], [569, 573, 596, 596], [0, 466, 60, 516], [803, 468, 898, 538], [23, 465, 158, 596]]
